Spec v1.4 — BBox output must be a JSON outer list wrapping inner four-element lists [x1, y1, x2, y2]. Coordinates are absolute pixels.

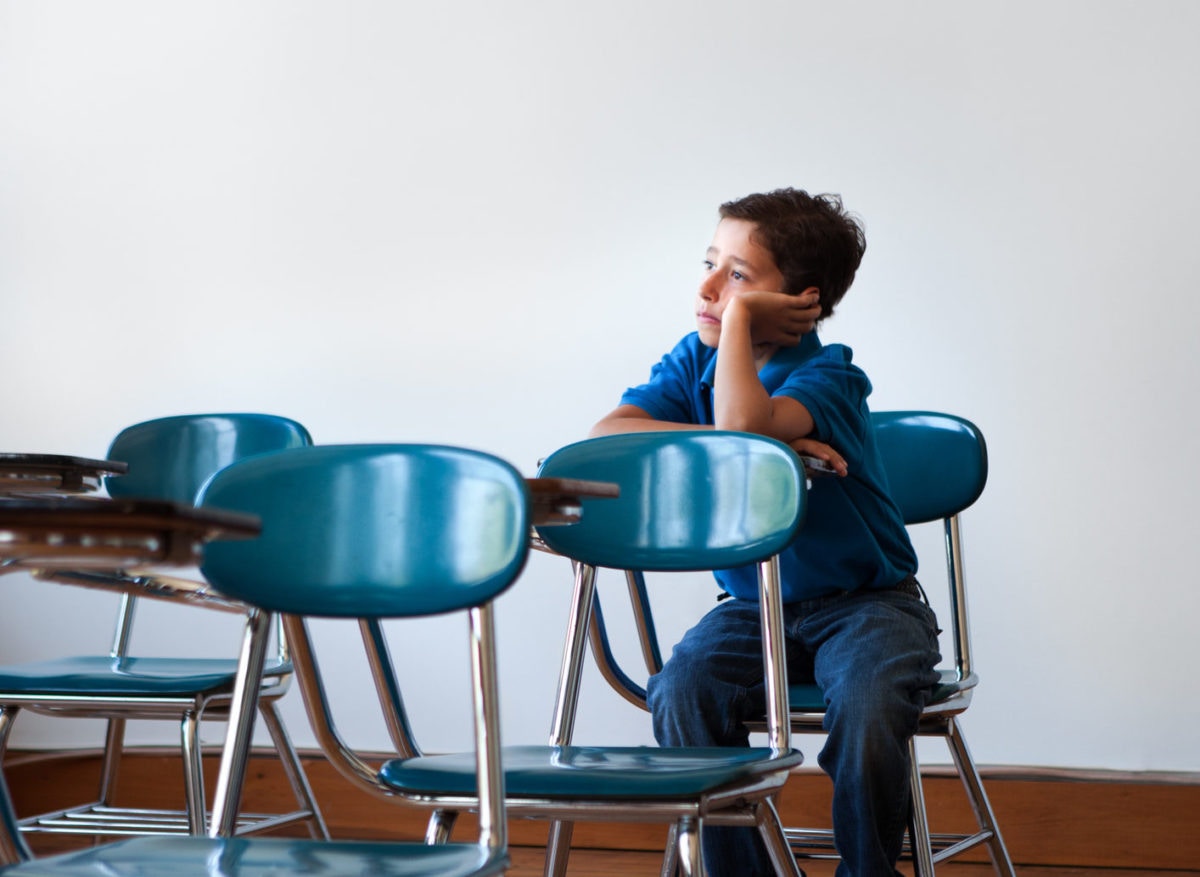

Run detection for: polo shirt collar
[[699, 331, 823, 388]]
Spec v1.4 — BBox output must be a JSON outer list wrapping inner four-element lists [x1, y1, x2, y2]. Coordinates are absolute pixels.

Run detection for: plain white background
[[2, 1, 1198, 774]]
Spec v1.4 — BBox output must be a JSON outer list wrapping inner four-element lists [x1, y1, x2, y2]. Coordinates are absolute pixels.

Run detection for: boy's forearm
[[713, 307, 774, 433], [713, 305, 815, 443], [589, 408, 712, 438]]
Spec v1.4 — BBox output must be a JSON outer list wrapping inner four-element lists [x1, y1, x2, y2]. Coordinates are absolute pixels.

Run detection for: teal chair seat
[[0, 657, 291, 697], [380, 744, 804, 799], [0, 836, 506, 876], [786, 671, 965, 713]]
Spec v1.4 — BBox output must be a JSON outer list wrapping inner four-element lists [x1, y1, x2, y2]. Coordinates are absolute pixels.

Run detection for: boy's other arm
[[589, 404, 712, 438]]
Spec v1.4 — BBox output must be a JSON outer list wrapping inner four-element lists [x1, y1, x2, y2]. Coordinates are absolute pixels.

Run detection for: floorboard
[[506, 845, 1200, 877]]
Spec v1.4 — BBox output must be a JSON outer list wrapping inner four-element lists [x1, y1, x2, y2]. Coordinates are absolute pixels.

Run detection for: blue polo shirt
[[620, 332, 917, 603]]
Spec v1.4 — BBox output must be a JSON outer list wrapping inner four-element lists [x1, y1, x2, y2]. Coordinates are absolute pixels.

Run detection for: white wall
[[3, 1, 1198, 773]]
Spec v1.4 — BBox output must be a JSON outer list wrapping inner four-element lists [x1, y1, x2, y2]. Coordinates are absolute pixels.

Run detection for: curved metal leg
[[660, 821, 680, 877], [0, 708, 33, 867], [755, 796, 804, 877], [210, 608, 271, 838], [945, 720, 1015, 877], [180, 710, 207, 835], [907, 736, 935, 877], [0, 708, 18, 762], [424, 809, 458, 844], [543, 819, 574, 877], [676, 816, 702, 877], [258, 699, 328, 838], [96, 718, 127, 808]]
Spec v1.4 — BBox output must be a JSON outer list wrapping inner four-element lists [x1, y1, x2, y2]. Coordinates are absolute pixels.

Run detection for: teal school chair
[[282, 431, 808, 877], [580, 412, 1015, 876], [0, 441, 525, 875], [0, 413, 327, 840]]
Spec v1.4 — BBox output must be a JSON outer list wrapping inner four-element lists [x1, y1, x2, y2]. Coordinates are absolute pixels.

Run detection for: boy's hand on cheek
[[734, 290, 822, 347]]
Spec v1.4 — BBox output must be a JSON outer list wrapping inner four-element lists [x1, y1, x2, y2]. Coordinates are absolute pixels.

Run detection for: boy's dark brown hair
[[719, 188, 866, 321]]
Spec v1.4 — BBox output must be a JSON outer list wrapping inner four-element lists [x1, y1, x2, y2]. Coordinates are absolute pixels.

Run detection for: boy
[[590, 188, 942, 877]]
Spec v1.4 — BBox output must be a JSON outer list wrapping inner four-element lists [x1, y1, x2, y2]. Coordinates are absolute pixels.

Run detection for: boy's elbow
[[713, 412, 768, 435]]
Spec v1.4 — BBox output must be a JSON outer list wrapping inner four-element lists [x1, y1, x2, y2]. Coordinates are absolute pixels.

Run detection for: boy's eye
[[702, 260, 714, 271], [732, 270, 746, 281]]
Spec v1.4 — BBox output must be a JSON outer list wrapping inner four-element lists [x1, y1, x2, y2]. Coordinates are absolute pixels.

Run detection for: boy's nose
[[699, 274, 721, 300]]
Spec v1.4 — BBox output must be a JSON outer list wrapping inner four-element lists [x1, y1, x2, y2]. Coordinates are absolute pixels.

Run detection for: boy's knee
[[823, 676, 925, 747], [647, 651, 753, 748], [646, 654, 702, 715]]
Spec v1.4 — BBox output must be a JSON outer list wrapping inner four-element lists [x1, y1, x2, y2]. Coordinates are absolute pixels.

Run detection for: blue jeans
[[646, 585, 941, 877]]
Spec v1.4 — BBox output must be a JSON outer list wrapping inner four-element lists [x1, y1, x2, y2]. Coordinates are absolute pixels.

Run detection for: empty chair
[[281, 431, 808, 877], [0, 413, 326, 839], [579, 412, 1014, 875], [0, 441, 525, 876]]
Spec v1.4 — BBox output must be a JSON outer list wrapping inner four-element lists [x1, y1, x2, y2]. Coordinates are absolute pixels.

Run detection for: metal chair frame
[[581, 412, 1016, 875], [0, 414, 326, 840], [282, 431, 810, 877], [0, 441, 519, 877]]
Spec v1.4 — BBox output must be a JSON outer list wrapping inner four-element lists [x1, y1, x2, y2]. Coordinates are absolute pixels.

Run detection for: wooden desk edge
[[526, 477, 620, 499]]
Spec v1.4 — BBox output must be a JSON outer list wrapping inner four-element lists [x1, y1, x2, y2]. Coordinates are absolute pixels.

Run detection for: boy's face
[[695, 218, 786, 348]]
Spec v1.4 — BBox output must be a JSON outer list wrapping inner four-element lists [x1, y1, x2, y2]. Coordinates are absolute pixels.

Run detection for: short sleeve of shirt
[[771, 345, 874, 467], [619, 334, 710, 424]]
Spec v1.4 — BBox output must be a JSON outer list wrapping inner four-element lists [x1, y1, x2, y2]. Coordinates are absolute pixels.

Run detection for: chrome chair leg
[[660, 821, 679, 877], [257, 699, 329, 838], [543, 819, 574, 877], [180, 711, 206, 835], [907, 736, 936, 877], [675, 816, 702, 877], [757, 796, 804, 877], [945, 719, 1015, 877], [423, 808, 457, 844], [0, 709, 17, 763], [96, 718, 126, 808]]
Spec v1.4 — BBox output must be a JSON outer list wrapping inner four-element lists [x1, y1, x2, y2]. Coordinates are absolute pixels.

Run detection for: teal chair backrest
[[104, 413, 312, 504], [534, 431, 806, 571], [872, 411, 988, 524], [198, 445, 532, 618]]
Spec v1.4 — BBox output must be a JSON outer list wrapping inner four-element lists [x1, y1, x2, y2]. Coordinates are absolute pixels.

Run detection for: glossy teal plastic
[[0, 657, 289, 696], [872, 411, 988, 525], [534, 431, 806, 571], [105, 413, 312, 504], [0, 835, 507, 876], [199, 445, 531, 618], [379, 743, 803, 800]]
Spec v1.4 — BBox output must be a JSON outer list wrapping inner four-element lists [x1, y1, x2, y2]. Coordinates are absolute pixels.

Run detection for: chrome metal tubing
[[280, 615, 391, 800], [468, 604, 506, 855], [209, 607, 271, 838], [907, 736, 936, 876], [944, 514, 972, 682], [359, 619, 421, 759], [548, 561, 598, 747], [757, 555, 792, 754]]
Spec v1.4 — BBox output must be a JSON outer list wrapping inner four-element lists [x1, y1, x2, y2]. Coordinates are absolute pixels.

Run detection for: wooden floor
[[11, 750, 1200, 875], [505, 847, 1189, 876], [18, 825, 1198, 877], [18, 838, 1193, 877]]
